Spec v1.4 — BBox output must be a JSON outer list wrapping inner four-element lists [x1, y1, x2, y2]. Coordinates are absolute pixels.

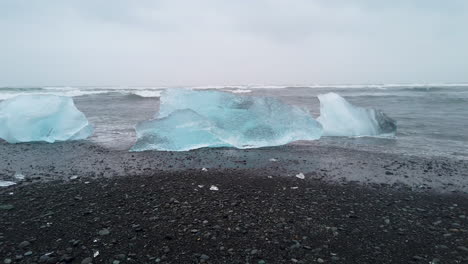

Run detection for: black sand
[[1, 142, 468, 263]]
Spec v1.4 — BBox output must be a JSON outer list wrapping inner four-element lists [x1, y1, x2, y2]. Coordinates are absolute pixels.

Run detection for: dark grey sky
[[1, 0, 467, 86]]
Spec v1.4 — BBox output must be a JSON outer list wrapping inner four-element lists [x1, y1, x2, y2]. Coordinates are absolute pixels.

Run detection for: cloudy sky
[[0, 0, 467, 86]]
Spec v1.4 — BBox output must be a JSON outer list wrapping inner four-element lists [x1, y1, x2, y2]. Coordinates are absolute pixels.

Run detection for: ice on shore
[[317, 93, 396, 137], [0, 180, 16, 187], [0, 95, 93, 143], [131, 89, 322, 151]]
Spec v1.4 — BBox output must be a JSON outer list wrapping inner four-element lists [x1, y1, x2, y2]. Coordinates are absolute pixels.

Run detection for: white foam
[[226, 89, 252, 94]]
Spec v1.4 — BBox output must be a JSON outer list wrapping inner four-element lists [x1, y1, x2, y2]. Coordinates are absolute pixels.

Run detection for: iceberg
[[317, 93, 396, 137], [0, 95, 93, 143], [131, 89, 322, 151]]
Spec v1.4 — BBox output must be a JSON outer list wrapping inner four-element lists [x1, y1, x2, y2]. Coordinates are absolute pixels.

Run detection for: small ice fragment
[[209, 185, 219, 191], [295, 173, 305, 179], [93, 250, 100, 257], [14, 172, 25, 180], [317, 92, 396, 137], [202, 168, 208, 172], [291, 186, 299, 189], [0, 180, 16, 187], [267, 176, 273, 179], [69, 175, 79, 180], [198, 185, 204, 188], [269, 158, 278, 162]]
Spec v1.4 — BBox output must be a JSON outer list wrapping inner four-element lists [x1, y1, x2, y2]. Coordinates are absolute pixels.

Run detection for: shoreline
[[1, 141, 467, 193]]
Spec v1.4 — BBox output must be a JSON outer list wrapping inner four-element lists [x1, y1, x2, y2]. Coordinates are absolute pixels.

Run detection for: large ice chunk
[[317, 92, 396, 137], [131, 89, 322, 151], [0, 95, 93, 143]]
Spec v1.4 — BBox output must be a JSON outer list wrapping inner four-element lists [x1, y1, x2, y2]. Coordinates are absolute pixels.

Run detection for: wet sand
[[1, 142, 468, 263]]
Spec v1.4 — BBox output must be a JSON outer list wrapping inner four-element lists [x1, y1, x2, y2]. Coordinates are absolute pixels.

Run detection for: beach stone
[[98, 228, 110, 236], [0, 204, 14, 210], [18, 240, 31, 248], [39, 255, 49, 263], [81, 257, 93, 264], [4, 259, 12, 264], [457, 246, 468, 252]]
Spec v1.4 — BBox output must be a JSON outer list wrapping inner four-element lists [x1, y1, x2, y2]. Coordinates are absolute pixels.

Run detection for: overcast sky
[[0, 0, 467, 86]]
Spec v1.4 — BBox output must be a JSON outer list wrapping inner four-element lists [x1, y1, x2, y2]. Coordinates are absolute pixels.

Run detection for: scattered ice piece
[[209, 185, 219, 191], [269, 158, 278, 162], [0, 180, 16, 187], [9, 192, 14, 195], [295, 173, 305, 179], [317, 92, 396, 137], [267, 176, 273, 179], [84, 181, 90, 184], [0, 95, 93, 143], [201, 168, 208, 172], [69, 175, 79, 180], [93, 250, 100, 257], [131, 89, 322, 151], [291, 186, 299, 189], [14, 172, 25, 180], [198, 185, 205, 188]]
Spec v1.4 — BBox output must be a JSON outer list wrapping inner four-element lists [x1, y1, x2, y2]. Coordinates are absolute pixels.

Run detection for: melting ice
[[132, 90, 396, 151], [317, 93, 396, 137], [0, 95, 93, 143], [131, 89, 323, 151]]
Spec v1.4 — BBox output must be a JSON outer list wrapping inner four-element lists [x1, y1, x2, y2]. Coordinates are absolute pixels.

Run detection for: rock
[[81, 257, 93, 264], [24, 251, 33, 256], [39, 255, 49, 263], [457, 246, 468, 252], [0, 204, 14, 210], [114, 254, 126, 260], [200, 254, 210, 260], [112, 261, 120, 264], [18, 241, 31, 248], [4, 259, 12, 264], [98, 228, 110, 236], [412, 256, 424, 261], [317, 258, 325, 263]]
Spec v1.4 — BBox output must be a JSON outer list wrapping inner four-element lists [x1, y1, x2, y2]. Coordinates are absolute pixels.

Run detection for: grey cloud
[[0, 0, 467, 86]]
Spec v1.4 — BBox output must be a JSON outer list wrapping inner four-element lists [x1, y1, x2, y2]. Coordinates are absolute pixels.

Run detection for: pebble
[[4, 259, 12, 264], [200, 254, 210, 260], [39, 255, 49, 263], [81, 257, 93, 264], [457, 246, 468, 252], [317, 258, 324, 263], [0, 204, 14, 210], [18, 240, 31, 248], [98, 228, 110, 236], [24, 251, 33, 256]]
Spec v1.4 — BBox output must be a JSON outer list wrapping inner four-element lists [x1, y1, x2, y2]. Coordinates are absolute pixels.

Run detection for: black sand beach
[[1, 142, 468, 263]]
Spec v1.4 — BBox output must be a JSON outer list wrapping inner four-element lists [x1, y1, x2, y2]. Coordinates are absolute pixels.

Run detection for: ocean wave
[[0, 86, 164, 100], [226, 89, 252, 94]]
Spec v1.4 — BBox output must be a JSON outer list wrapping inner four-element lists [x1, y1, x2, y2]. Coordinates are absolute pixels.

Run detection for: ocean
[[1, 84, 467, 160]]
